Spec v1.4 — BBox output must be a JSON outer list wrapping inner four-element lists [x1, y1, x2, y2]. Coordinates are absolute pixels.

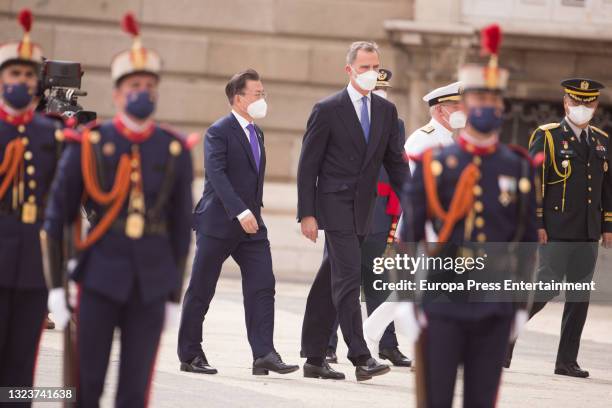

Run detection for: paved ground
[[32, 181, 612, 407], [35, 277, 612, 408]]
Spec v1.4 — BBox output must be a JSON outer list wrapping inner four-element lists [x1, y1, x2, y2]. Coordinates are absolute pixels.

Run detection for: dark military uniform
[[512, 118, 611, 369], [43, 117, 193, 407], [0, 106, 63, 393], [402, 135, 538, 407], [0, 8, 63, 400]]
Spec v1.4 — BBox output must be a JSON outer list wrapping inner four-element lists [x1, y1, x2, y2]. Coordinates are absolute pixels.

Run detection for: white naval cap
[[422, 81, 463, 107]]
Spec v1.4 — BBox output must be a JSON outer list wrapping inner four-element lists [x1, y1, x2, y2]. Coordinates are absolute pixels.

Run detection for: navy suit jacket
[[297, 89, 409, 236], [193, 113, 267, 240]]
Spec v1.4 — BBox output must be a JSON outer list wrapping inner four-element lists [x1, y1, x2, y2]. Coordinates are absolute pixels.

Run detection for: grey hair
[[346, 41, 380, 65]]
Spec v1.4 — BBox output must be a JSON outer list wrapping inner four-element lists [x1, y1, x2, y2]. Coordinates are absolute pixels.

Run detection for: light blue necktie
[[360, 95, 370, 143]]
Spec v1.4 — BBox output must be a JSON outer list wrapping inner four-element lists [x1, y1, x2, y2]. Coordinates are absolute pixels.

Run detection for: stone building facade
[[2, 0, 611, 179]]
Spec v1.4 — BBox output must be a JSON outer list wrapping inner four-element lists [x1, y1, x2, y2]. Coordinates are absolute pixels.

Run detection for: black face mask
[[2, 82, 34, 110]]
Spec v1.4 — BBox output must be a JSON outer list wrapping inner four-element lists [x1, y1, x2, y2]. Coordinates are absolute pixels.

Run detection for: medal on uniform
[[21, 202, 37, 224]]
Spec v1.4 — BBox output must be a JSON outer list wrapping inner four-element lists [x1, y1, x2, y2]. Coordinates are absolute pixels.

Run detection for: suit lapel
[[362, 94, 384, 169], [336, 89, 367, 153], [229, 114, 259, 173]]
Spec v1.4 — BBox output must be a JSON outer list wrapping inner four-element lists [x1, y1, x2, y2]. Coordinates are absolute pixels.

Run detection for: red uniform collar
[[457, 132, 498, 156], [0, 103, 35, 126], [112, 114, 155, 143]]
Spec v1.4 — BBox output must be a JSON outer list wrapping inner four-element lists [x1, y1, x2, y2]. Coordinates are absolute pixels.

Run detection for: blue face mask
[[125, 90, 155, 119], [468, 106, 504, 134], [2, 82, 34, 110]]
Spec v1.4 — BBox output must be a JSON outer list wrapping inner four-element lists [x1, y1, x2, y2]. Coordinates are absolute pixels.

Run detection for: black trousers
[[423, 313, 512, 408], [528, 241, 598, 364], [178, 232, 276, 362], [0, 287, 47, 408], [327, 231, 398, 351], [76, 287, 164, 408], [301, 230, 371, 365]]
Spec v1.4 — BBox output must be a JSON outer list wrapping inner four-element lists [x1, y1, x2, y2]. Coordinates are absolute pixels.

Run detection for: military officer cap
[[376, 69, 393, 88], [111, 12, 162, 85], [422, 81, 463, 106], [0, 9, 44, 71], [561, 78, 604, 103], [459, 24, 509, 93]]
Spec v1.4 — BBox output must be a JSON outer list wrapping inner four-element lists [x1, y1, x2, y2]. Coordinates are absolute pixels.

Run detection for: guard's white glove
[[48, 288, 70, 330], [164, 302, 181, 330], [393, 302, 423, 343], [510, 309, 529, 342]]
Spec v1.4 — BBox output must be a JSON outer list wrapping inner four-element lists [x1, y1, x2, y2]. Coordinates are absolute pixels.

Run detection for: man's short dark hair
[[225, 69, 260, 105]]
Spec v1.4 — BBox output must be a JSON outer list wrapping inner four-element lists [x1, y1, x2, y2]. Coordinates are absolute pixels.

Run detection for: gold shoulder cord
[[530, 127, 571, 213]]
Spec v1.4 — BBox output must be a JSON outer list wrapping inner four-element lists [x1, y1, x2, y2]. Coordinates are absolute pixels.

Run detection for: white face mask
[[567, 105, 595, 126], [372, 89, 388, 99], [449, 111, 467, 129], [247, 98, 267, 119], [352, 68, 378, 92]]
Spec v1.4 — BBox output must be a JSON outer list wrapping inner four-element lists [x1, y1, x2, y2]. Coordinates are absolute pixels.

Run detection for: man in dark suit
[[178, 69, 298, 376], [324, 70, 411, 367], [297, 42, 409, 381]]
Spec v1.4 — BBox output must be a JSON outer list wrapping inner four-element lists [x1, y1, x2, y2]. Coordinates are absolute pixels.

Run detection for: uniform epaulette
[[507, 144, 531, 161], [590, 125, 608, 138], [419, 124, 435, 134], [538, 123, 560, 131], [63, 128, 82, 143], [159, 123, 201, 151]]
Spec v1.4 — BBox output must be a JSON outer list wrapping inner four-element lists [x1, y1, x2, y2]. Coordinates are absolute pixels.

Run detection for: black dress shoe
[[303, 362, 345, 380], [253, 351, 299, 375], [554, 362, 589, 378], [379, 348, 411, 367], [325, 348, 338, 364], [180, 355, 218, 375], [355, 358, 390, 381]]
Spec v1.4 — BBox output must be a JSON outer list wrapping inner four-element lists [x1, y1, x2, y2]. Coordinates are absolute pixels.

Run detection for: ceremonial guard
[[42, 13, 194, 407], [325, 69, 412, 367], [506, 78, 612, 377], [404, 81, 464, 172], [0, 9, 65, 396], [401, 25, 538, 407]]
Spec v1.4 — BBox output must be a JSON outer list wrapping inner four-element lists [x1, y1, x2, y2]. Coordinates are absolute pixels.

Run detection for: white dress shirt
[[231, 109, 260, 221], [346, 82, 371, 123], [565, 116, 590, 141]]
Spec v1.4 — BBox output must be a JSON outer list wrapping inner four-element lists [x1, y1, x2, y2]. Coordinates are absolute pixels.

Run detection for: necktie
[[246, 123, 260, 170], [580, 130, 589, 149], [360, 95, 370, 143]]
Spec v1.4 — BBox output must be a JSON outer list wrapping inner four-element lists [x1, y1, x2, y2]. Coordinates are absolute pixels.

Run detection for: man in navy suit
[[178, 69, 298, 376], [297, 42, 409, 381]]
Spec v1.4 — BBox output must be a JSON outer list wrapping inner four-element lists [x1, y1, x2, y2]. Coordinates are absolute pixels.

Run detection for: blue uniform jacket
[[401, 137, 538, 320], [0, 112, 62, 289], [43, 119, 193, 304]]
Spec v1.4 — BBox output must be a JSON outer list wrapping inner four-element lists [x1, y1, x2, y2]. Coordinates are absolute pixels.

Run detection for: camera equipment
[[38, 59, 97, 125]]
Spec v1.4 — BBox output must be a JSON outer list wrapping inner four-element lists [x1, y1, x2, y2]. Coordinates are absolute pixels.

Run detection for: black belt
[[109, 218, 168, 236]]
